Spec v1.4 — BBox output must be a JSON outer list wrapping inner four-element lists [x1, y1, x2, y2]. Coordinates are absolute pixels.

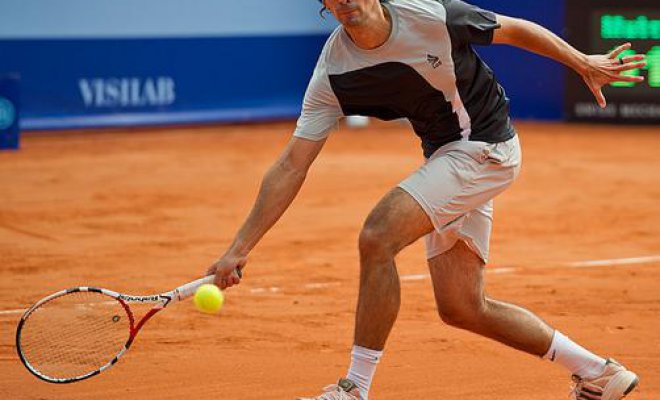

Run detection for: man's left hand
[[581, 43, 646, 108]]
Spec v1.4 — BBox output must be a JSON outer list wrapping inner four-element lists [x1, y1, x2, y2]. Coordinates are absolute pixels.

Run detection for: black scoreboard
[[565, 0, 659, 123]]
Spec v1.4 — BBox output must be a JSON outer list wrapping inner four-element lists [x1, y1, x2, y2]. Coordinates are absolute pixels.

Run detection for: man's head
[[319, 0, 388, 27]]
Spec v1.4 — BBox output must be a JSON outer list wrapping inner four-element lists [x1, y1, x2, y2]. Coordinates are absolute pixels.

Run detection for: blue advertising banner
[[0, 75, 20, 149], [0, 0, 572, 129], [0, 1, 336, 130], [0, 36, 329, 130]]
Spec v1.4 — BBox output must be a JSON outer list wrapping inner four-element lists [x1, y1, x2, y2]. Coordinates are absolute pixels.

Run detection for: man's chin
[[340, 15, 363, 27]]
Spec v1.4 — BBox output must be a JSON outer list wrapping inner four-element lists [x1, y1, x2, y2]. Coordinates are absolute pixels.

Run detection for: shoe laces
[[569, 375, 583, 399], [316, 384, 359, 400], [569, 375, 605, 400]]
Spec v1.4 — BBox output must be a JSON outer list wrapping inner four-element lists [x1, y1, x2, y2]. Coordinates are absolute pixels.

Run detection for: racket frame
[[16, 275, 215, 384]]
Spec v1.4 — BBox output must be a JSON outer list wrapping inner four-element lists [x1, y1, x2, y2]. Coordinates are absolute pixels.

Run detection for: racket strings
[[18, 291, 131, 380]]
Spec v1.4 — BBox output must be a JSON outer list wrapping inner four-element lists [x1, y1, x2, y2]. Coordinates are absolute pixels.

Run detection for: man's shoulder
[[388, 0, 447, 22], [315, 27, 344, 70]]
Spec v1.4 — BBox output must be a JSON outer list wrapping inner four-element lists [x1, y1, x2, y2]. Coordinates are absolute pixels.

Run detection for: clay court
[[0, 121, 658, 399]]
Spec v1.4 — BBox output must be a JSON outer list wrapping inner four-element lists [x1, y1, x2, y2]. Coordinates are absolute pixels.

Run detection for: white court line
[[400, 274, 429, 282], [397, 267, 517, 283], [489, 267, 517, 274], [249, 287, 281, 294], [304, 282, 341, 289], [567, 255, 660, 268], [0, 308, 25, 316], [1, 256, 657, 316]]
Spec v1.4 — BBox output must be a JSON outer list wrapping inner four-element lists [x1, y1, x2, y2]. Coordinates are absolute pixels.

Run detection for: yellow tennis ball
[[193, 284, 224, 314]]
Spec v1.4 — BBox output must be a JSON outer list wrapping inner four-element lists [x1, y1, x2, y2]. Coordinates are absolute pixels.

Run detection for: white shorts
[[398, 135, 521, 262]]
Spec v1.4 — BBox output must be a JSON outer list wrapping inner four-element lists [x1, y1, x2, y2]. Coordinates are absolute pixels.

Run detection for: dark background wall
[[471, 0, 566, 120]]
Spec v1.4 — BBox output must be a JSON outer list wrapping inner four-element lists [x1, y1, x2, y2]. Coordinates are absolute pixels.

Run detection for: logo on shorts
[[427, 54, 442, 69], [0, 97, 16, 130]]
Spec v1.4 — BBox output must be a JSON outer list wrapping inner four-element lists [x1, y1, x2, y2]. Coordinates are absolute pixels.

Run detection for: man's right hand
[[206, 253, 247, 290], [203, 137, 326, 291]]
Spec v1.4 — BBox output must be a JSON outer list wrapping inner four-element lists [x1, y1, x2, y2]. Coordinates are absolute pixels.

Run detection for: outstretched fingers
[[608, 42, 632, 59], [608, 62, 647, 83], [607, 59, 647, 73], [614, 71, 646, 82], [621, 54, 646, 64], [590, 86, 607, 108], [584, 43, 647, 108]]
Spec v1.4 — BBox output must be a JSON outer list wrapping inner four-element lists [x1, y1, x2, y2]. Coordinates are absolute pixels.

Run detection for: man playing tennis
[[207, 1, 646, 399]]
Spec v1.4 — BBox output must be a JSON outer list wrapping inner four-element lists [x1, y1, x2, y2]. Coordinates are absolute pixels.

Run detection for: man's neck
[[344, 5, 392, 50]]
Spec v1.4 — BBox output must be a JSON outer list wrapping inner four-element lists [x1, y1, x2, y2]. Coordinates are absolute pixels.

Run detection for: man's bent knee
[[437, 300, 487, 330], [359, 189, 433, 262], [358, 224, 398, 261]]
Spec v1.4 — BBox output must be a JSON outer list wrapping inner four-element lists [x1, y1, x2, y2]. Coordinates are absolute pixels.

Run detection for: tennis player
[[207, 1, 646, 399]]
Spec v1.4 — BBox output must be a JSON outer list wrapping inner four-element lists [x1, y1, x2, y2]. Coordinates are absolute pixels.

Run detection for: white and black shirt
[[294, 0, 515, 158]]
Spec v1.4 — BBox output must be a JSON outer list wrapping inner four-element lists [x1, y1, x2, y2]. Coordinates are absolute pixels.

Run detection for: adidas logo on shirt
[[427, 54, 442, 68]]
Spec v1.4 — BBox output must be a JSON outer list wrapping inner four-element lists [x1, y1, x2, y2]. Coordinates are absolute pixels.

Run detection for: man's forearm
[[495, 16, 588, 75], [228, 160, 307, 256]]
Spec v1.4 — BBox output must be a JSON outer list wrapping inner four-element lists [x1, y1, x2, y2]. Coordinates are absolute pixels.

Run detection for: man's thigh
[[427, 239, 486, 310], [361, 187, 435, 253], [398, 136, 521, 262]]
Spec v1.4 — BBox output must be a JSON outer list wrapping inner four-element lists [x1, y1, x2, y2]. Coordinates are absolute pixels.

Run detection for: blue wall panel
[[0, 0, 335, 130], [0, 0, 571, 129], [471, 0, 566, 120], [0, 36, 328, 129]]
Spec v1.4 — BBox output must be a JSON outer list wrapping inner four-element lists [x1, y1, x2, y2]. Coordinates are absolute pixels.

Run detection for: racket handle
[[174, 268, 243, 300], [175, 276, 215, 300]]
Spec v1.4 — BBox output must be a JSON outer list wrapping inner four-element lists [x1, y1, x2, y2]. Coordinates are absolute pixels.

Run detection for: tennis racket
[[16, 271, 239, 384]]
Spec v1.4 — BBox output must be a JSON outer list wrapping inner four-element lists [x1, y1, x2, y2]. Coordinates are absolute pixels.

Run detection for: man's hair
[[319, 0, 389, 17]]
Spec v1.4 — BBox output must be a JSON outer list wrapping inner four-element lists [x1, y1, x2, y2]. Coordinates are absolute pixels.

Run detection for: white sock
[[543, 331, 606, 379], [346, 345, 382, 400]]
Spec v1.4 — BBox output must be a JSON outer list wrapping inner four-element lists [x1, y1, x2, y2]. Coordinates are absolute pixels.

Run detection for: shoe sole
[[623, 376, 639, 397], [603, 371, 639, 400]]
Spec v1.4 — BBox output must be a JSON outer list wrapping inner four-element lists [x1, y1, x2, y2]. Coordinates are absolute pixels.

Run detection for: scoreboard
[[565, 0, 659, 123]]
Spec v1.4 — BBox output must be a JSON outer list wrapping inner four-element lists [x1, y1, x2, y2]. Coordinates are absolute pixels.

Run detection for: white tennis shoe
[[570, 359, 639, 400], [297, 378, 362, 400]]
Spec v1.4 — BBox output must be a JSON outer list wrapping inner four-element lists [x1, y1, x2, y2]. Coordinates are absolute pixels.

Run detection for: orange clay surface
[[0, 121, 659, 399]]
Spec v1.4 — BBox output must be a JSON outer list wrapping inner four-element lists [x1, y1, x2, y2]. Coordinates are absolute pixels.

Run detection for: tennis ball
[[193, 284, 224, 314]]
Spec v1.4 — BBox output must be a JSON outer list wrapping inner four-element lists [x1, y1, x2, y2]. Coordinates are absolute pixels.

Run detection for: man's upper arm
[[293, 60, 343, 142], [279, 136, 327, 173], [491, 14, 525, 46]]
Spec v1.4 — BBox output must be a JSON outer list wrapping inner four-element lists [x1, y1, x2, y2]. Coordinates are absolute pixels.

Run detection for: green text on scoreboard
[[566, 1, 660, 123], [599, 14, 660, 88]]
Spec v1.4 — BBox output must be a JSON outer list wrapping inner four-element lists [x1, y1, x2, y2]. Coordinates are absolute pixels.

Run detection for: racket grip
[[176, 276, 215, 300], [175, 268, 243, 300]]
